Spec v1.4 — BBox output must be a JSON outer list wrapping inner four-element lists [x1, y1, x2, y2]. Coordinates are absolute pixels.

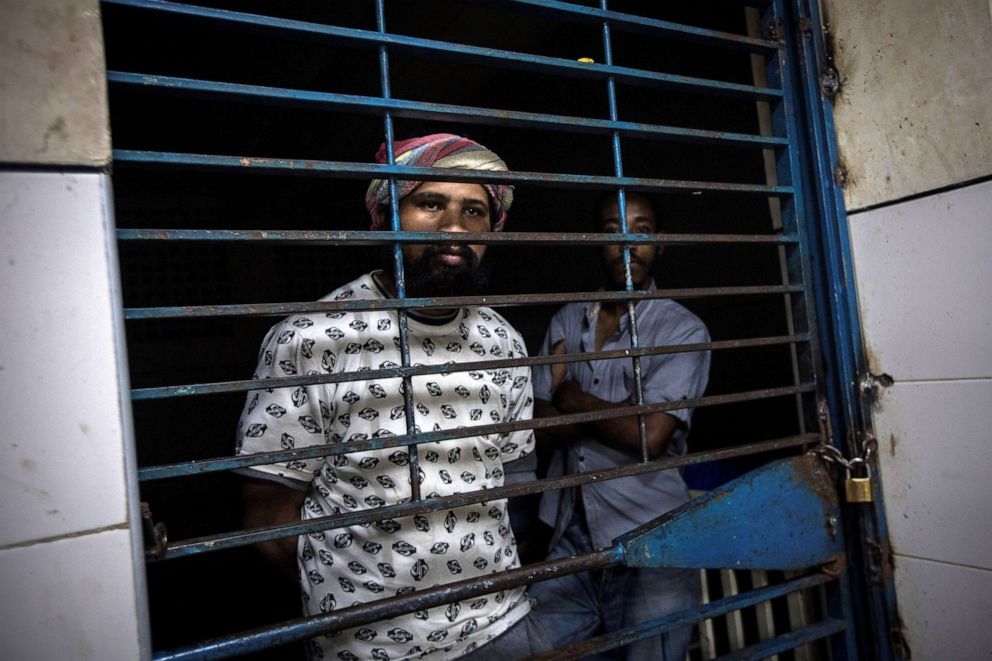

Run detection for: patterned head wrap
[[365, 133, 514, 231]]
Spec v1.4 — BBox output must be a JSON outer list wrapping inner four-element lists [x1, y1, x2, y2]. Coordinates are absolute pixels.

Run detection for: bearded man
[[237, 134, 546, 660]]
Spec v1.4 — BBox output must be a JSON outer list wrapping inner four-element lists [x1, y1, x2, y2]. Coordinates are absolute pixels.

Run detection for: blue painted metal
[[122, 284, 804, 320], [710, 619, 847, 660], [131, 334, 808, 402], [530, 575, 837, 661], [619, 454, 842, 570], [789, 0, 903, 657], [472, 0, 782, 53], [105, 0, 783, 99], [113, 149, 794, 194], [116, 227, 798, 245], [151, 457, 832, 659], [99, 0, 889, 657], [599, 4, 649, 462], [107, 71, 788, 149], [157, 427, 815, 560], [141, 385, 814, 487]]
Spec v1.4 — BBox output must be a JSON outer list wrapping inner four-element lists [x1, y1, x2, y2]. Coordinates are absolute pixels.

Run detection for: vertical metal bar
[[766, 1, 856, 659], [600, 1, 649, 463], [375, 0, 421, 501], [745, 5, 806, 436], [791, 0, 901, 656]]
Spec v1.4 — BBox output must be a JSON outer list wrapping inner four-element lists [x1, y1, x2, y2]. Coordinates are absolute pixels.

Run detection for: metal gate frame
[[100, 0, 904, 658]]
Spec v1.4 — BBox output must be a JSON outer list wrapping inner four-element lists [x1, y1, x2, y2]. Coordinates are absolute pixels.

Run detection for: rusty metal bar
[[528, 574, 836, 660], [108, 71, 788, 149], [372, 0, 422, 503], [154, 547, 622, 660], [133, 334, 808, 401], [599, 6, 650, 463], [104, 0, 783, 100], [469, 0, 781, 53], [113, 150, 794, 195], [139, 385, 815, 482], [708, 619, 847, 661], [151, 433, 818, 560], [153, 558, 832, 660], [123, 284, 803, 320], [116, 228, 797, 245]]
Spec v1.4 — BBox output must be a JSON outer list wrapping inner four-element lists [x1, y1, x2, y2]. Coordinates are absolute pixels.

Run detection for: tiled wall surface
[[849, 180, 992, 659], [0, 172, 147, 659]]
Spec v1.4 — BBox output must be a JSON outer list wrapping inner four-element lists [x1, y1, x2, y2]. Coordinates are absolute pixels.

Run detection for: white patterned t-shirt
[[237, 272, 535, 660]]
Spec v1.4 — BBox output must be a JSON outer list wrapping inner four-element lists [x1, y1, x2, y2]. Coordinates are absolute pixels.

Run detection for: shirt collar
[[583, 279, 658, 329]]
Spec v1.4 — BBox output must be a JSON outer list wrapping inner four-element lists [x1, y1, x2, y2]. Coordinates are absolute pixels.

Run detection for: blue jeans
[[528, 514, 700, 660]]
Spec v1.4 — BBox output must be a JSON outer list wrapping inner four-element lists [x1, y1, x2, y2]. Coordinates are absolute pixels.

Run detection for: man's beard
[[384, 245, 492, 298]]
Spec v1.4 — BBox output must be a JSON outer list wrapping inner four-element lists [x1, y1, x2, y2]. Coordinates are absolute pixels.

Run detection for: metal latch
[[141, 502, 168, 560]]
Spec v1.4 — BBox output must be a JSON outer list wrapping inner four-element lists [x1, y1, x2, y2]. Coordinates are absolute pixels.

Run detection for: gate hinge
[[141, 501, 168, 560]]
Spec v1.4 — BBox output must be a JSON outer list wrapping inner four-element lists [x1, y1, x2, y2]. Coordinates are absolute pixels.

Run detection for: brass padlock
[[844, 458, 873, 503]]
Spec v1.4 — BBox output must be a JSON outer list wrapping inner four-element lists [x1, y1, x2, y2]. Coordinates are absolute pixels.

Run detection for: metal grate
[[102, 0, 857, 659]]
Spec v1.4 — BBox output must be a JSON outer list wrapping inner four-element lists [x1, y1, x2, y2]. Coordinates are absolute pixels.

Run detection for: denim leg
[[462, 611, 553, 659], [602, 566, 701, 661], [526, 516, 603, 651]]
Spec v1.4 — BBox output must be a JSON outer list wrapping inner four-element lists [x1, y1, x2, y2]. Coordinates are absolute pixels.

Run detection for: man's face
[[395, 181, 492, 297], [599, 195, 660, 290]]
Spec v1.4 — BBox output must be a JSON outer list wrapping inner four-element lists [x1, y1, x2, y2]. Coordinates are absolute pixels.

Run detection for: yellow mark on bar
[[577, 57, 595, 64]]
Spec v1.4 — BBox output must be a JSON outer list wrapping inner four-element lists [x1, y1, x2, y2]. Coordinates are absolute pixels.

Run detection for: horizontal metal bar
[[710, 619, 847, 661], [103, 0, 783, 100], [153, 558, 831, 660], [141, 385, 815, 481], [530, 575, 836, 660], [117, 227, 797, 246], [469, 0, 781, 53], [153, 548, 622, 661], [153, 431, 818, 558], [113, 150, 794, 197], [108, 71, 789, 149], [124, 284, 803, 320], [133, 334, 808, 402]]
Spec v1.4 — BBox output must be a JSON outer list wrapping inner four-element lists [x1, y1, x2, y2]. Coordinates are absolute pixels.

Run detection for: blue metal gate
[[101, 0, 901, 658]]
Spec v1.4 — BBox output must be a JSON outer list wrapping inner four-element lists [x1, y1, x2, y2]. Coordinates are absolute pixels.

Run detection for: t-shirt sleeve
[[531, 309, 570, 402], [235, 321, 332, 485], [499, 348, 535, 464], [638, 317, 711, 431]]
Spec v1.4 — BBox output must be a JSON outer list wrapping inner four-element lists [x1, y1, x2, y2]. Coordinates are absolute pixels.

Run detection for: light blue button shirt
[[533, 284, 711, 550]]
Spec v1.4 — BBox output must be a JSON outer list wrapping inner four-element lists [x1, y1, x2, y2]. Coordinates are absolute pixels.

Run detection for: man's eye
[[465, 207, 485, 216], [422, 201, 441, 211]]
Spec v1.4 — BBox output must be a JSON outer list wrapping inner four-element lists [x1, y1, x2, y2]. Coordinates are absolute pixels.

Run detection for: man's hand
[[552, 379, 593, 414], [550, 339, 568, 391], [242, 476, 308, 580], [549, 379, 679, 459]]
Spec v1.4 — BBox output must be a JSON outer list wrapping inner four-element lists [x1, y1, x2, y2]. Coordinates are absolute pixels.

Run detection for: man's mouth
[[432, 245, 474, 267]]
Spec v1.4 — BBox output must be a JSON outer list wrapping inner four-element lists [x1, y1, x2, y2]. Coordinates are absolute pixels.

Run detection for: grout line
[[847, 174, 992, 215], [894, 551, 992, 574], [0, 522, 131, 553], [880, 376, 992, 386]]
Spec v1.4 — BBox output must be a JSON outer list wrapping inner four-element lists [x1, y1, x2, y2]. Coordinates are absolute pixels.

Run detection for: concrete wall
[[825, 0, 992, 658], [0, 1, 148, 659]]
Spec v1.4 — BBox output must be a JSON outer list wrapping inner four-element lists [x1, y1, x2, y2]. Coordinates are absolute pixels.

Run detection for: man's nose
[[438, 207, 469, 232]]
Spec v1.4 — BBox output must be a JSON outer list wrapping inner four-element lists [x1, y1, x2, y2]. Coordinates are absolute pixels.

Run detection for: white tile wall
[[0, 171, 129, 546], [850, 178, 992, 657], [847, 179, 992, 381], [872, 381, 992, 570], [893, 555, 992, 661], [0, 527, 144, 660]]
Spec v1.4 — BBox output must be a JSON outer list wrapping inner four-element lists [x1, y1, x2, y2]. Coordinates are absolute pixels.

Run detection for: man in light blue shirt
[[529, 192, 711, 659]]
